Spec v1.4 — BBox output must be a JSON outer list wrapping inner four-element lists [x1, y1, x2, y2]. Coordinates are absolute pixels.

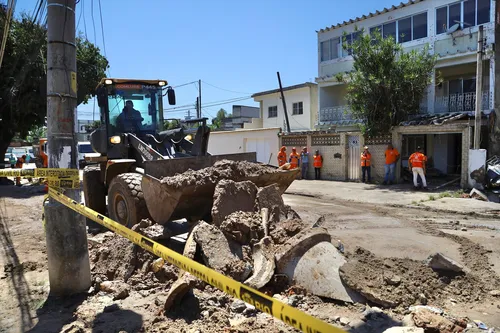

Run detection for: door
[[245, 138, 272, 164], [348, 135, 360, 180]]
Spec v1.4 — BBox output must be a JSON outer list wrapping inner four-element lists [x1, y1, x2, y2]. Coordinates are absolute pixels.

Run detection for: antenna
[[446, 23, 460, 34]]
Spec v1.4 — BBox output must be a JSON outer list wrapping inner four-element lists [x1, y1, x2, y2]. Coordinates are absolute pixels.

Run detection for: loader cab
[[93, 78, 176, 157]]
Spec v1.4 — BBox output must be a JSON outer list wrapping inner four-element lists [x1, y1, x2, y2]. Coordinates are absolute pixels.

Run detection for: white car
[[77, 142, 94, 169]]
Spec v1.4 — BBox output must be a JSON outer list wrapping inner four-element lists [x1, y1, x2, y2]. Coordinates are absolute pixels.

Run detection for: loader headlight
[[158, 81, 166, 86], [110, 136, 121, 144], [104, 79, 113, 85], [185, 134, 192, 141]]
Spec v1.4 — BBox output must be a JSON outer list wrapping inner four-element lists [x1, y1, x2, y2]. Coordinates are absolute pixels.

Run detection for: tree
[[341, 29, 437, 136], [85, 120, 101, 133], [0, 6, 109, 157], [210, 108, 231, 130], [163, 119, 180, 130], [25, 125, 47, 143]]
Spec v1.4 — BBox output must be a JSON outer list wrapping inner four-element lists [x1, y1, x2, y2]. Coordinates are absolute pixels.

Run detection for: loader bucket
[[141, 157, 300, 224]]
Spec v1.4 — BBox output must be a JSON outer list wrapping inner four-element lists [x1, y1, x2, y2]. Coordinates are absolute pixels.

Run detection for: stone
[[425, 252, 464, 273], [402, 314, 415, 327], [382, 327, 424, 333], [461, 227, 468, 231], [141, 224, 171, 240], [230, 299, 247, 313], [339, 317, 350, 326], [412, 308, 463, 332], [287, 294, 301, 307], [418, 293, 427, 305], [60, 321, 86, 333], [193, 221, 250, 281], [489, 290, 500, 297], [163, 273, 197, 311], [275, 228, 363, 303], [384, 274, 402, 286], [273, 294, 288, 303], [99, 280, 130, 300], [211, 180, 258, 227], [257, 184, 285, 214], [363, 306, 384, 320], [244, 236, 275, 289]]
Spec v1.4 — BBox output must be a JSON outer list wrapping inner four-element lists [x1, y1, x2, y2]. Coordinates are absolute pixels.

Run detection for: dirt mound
[[159, 160, 277, 188], [340, 247, 488, 309], [88, 232, 179, 290]]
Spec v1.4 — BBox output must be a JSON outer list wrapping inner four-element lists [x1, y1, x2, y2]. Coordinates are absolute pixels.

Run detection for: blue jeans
[[301, 163, 309, 179], [384, 163, 396, 183]]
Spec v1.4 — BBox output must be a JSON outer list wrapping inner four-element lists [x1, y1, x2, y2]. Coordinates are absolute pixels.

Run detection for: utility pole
[[45, 0, 91, 295], [196, 97, 199, 118], [474, 25, 484, 150], [198, 79, 202, 118], [277, 72, 291, 133]]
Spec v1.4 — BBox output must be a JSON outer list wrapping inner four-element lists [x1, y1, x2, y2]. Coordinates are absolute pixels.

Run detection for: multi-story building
[[307, 0, 496, 186]]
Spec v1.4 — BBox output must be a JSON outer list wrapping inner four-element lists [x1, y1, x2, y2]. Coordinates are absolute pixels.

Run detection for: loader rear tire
[[83, 165, 106, 233], [108, 173, 150, 228]]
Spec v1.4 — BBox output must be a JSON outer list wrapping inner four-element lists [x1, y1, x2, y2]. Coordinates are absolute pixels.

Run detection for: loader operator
[[116, 100, 144, 133]]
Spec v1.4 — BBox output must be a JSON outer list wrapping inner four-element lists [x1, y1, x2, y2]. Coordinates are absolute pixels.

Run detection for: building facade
[[251, 83, 318, 132], [308, 0, 496, 187]]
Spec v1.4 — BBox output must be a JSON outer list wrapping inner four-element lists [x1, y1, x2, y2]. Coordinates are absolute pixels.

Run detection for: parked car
[[77, 141, 94, 169]]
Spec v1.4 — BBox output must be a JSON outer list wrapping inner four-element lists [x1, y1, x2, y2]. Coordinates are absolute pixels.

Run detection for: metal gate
[[348, 135, 361, 180]]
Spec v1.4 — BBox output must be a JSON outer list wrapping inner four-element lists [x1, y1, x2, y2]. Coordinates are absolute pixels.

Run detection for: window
[[436, 0, 491, 34], [268, 106, 277, 118], [292, 102, 303, 115], [398, 17, 412, 43], [342, 31, 362, 57], [320, 37, 340, 62], [369, 12, 427, 43]]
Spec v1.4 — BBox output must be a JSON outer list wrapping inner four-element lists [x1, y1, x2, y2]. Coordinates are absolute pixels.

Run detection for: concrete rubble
[[243, 236, 275, 289], [425, 252, 465, 273], [211, 179, 258, 226]]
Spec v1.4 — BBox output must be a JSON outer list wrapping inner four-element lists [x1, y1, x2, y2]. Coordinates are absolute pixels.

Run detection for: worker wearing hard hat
[[289, 147, 300, 169]]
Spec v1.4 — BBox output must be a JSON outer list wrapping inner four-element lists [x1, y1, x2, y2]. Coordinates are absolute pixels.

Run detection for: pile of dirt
[[340, 247, 489, 309], [159, 160, 277, 188]]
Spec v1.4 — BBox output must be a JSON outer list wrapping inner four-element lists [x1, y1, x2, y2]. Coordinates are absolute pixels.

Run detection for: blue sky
[[14, 0, 398, 121]]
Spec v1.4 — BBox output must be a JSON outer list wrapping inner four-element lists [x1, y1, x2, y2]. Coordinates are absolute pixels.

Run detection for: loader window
[[106, 86, 161, 136]]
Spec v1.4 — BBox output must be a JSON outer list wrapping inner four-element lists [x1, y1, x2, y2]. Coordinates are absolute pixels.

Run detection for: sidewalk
[[286, 180, 500, 216]]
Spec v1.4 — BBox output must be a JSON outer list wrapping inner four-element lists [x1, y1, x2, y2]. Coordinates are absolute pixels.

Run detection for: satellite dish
[[447, 23, 460, 34]]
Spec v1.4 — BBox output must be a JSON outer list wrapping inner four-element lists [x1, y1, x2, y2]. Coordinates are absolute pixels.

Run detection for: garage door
[[245, 138, 272, 164]]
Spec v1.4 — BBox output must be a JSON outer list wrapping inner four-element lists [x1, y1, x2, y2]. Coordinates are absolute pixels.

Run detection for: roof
[[252, 82, 317, 98], [317, 0, 425, 33], [399, 112, 478, 126]]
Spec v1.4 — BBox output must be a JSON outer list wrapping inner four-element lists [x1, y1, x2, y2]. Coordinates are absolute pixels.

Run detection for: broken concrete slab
[[211, 180, 258, 227], [425, 252, 464, 273], [141, 224, 172, 241], [193, 221, 251, 281], [163, 272, 197, 311], [99, 280, 130, 300], [220, 211, 263, 245], [382, 327, 424, 333], [244, 236, 275, 289], [412, 308, 466, 332], [257, 184, 285, 213], [470, 188, 489, 202], [275, 228, 363, 303]]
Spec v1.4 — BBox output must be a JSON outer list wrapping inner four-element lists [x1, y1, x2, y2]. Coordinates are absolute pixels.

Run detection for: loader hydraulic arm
[[126, 133, 164, 162]]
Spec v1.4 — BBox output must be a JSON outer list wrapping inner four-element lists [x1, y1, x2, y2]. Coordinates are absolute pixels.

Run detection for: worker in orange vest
[[361, 146, 372, 183], [409, 146, 428, 190], [277, 146, 287, 167], [313, 150, 323, 180], [15, 155, 26, 186], [289, 147, 300, 169]]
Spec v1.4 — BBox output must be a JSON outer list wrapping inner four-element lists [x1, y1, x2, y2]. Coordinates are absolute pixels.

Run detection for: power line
[[97, 0, 109, 76], [76, 0, 83, 31], [90, 0, 97, 42], [172, 80, 197, 88], [82, 0, 88, 39], [163, 96, 252, 113], [0, 0, 16, 71], [202, 80, 252, 95]]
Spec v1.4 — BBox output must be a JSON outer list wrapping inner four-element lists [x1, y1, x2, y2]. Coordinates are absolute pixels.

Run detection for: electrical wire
[[82, 0, 88, 40], [202, 80, 252, 95], [172, 81, 198, 88], [163, 97, 253, 114], [90, 0, 97, 43], [163, 96, 252, 112], [0, 0, 16, 71], [97, 0, 109, 76], [76, 0, 83, 31]]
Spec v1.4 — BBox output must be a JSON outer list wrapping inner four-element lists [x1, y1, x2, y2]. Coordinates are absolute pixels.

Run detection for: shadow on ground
[[0, 199, 34, 332], [347, 312, 403, 333], [0, 182, 46, 199]]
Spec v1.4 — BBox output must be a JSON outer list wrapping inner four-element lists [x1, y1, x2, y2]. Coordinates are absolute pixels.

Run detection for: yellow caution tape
[[48, 187, 343, 333], [0, 168, 79, 178]]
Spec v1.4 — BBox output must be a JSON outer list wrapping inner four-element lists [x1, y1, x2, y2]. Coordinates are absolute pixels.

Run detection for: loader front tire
[[108, 173, 149, 228], [83, 165, 107, 233]]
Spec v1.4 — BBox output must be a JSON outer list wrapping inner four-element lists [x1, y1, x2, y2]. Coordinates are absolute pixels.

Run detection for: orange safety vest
[[361, 152, 371, 167], [289, 152, 300, 169], [277, 150, 287, 166], [313, 154, 323, 168], [409, 152, 427, 168]]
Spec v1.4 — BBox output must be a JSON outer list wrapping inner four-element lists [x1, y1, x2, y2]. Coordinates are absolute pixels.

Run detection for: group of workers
[[9, 153, 28, 186], [277, 146, 323, 180], [278, 143, 428, 189]]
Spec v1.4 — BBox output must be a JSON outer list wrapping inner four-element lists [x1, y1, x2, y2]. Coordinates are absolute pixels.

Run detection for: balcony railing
[[319, 105, 353, 123], [433, 91, 490, 113]]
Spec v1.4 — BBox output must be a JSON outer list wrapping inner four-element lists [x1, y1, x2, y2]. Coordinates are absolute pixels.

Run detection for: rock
[[230, 299, 247, 313], [141, 224, 171, 240], [60, 321, 86, 333], [412, 308, 463, 332], [489, 290, 500, 297], [211, 180, 258, 227], [461, 227, 468, 231], [193, 221, 250, 281], [220, 211, 263, 245], [242, 304, 257, 316], [425, 252, 464, 273], [275, 228, 363, 303], [339, 317, 350, 326], [287, 294, 301, 307], [257, 184, 285, 214], [363, 306, 384, 320], [273, 294, 288, 303], [99, 281, 130, 300], [103, 304, 120, 313], [382, 327, 424, 333], [402, 314, 415, 327], [418, 293, 427, 305], [244, 236, 275, 289], [384, 274, 402, 286], [163, 272, 197, 311]]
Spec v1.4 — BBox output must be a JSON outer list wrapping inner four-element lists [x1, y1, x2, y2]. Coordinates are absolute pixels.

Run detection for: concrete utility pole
[[45, 0, 91, 295], [474, 25, 484, 150], [198, 79, 202, 118]]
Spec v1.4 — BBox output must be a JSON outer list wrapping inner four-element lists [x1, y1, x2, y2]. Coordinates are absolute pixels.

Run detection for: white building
[[251, 83, 318, 132], [309, 0, 496, 186]]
